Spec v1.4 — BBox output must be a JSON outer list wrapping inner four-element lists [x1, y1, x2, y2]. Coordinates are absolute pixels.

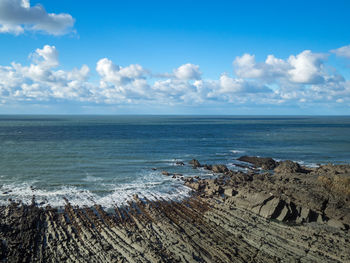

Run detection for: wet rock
[[189, 159, 201, 168], [203, 164, 212, 170], [211, 164, 229, 173], [274, 160, 303, 174], [184, 177, 194, 183], [237, 156, 277, 170], [162, 171, 172, 176], [172, 174, 183, 180], [175, 161, 185, 166]]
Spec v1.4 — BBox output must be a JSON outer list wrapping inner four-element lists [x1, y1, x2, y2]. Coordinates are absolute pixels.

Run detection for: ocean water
[[0, 115, 349, 208]]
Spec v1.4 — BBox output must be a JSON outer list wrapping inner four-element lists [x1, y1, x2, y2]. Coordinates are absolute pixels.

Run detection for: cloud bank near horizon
[[0, 0, 75, 35], [0, 44, 349, 111]]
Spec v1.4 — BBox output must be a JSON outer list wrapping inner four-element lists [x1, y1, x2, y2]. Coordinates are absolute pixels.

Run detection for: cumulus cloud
[[331, 45, 350, 59], [218, 74, 271, 94], [0, 45, 349, 109], [233, 50, 328, 84], [0, 0, 75, 35], [287, 50, 328, 84], [0, 45, 90, 102], [96, 58, 147, 85], [96, 58, 150, 102], [173, 63, 201, 80]]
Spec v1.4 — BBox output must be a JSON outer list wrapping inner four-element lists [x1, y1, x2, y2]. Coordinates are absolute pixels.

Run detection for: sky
[[0, 0, 350, 115]]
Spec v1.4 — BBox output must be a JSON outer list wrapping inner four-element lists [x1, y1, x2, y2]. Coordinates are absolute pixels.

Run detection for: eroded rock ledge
[[0, 158, 350, 262]]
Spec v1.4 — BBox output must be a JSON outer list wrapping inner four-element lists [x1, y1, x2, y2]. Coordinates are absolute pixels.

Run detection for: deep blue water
[[0, 115, 349, 207]]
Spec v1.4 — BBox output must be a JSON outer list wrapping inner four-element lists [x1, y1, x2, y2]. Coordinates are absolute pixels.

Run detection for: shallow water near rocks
[[0, 115, 349, 207]]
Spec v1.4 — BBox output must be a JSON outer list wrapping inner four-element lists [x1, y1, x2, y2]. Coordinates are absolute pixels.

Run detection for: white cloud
[[233, 54, 264, 78], [233, 50, 328, 84], [0, 45, 349, 110], [331, 44, 350, 59], [173, 63, 201, 80], [0, 45, 90, 102], [96, 58, 150, 102], [31, 45, 59, 68], [219, 74, 271, 94], [0, 0, 75, 35], [96, 58, 146, 85], [287, 50, 327, 84]]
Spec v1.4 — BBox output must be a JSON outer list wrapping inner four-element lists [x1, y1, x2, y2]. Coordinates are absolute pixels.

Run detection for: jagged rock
[[162, 171, 171, 176], [185, 181, 204, 191], [132, 194, 141, 203], [205, 185, 223, 196], [212, 165, 229, 173], [203, 164, 212, 170], [259, 197, 285, 218], [237, 156, 277, 170], [327, 219, 346, 229], [172, 174, 183, 179], [189, 159, 201, 168], [298, 207, 311, 222], [175, 161, 185, 166], [231, 172, 253, 183], [274, 160, 303, 174], [276, 204, 291, 221], [224, 188, 237, 197], [184, 177, 194, 183], [313, 164, 350, 177]]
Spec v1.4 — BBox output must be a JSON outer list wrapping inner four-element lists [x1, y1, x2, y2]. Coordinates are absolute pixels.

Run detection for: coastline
[[0, 157, 349, 262]]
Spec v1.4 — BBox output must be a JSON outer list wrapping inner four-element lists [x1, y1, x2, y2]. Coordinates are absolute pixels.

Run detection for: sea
[[0, 115, 349, 208]]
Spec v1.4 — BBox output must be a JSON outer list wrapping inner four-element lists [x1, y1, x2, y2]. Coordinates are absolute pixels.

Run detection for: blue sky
[[0, 0, 350, 114]]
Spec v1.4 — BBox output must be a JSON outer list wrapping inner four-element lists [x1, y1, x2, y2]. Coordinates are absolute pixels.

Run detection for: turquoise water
[[0, 115, 349, 207]]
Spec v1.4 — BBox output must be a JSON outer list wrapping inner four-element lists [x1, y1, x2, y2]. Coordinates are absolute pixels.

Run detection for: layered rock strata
[[0, 158, 349, 262]]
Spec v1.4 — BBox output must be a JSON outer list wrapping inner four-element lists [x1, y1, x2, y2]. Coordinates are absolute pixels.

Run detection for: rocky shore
[[1, 157, 350, 262]]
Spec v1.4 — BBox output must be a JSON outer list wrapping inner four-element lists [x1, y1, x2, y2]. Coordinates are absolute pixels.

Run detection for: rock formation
[[237, 156, 278, 170], [0, 158, 349, 262]]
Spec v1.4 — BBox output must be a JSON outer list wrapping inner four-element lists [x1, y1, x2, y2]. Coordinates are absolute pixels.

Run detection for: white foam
[[277, 159, 320, 168], [295, 160, 319, 168], [160, 158, 185, 166], [0, 170, 192, 208], [230, 150, 245, 154], [0, 183, 96, 207], [82, 175, 103, 182]]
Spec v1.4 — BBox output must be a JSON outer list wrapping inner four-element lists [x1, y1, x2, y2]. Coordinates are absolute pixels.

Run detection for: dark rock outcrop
[[189, 159, 201, 168], [274, 160, 303, 173], [212, 164, 229, 173], [203, 164, 212, 170], [237, 156, 277, 170]]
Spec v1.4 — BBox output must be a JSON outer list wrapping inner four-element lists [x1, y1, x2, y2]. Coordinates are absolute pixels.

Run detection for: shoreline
[[0, 157, 349, 262]]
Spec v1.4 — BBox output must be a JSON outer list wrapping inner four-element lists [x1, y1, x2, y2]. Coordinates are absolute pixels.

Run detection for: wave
[[0, 170, 192, 208], [294, 160, 319, 168], [230, 150, 245, 154], [275, 159, 319, 168], [82, 175, 103, 182]]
